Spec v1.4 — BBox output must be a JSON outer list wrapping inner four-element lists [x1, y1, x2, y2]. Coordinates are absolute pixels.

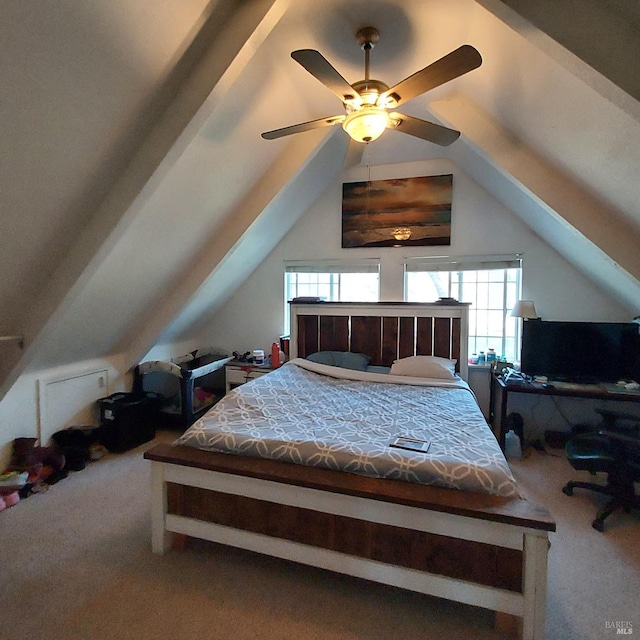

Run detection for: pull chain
[[366, 144, 372, 216]]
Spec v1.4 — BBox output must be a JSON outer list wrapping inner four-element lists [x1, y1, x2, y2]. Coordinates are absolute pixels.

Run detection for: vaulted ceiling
[[2, 0, 639, 399]]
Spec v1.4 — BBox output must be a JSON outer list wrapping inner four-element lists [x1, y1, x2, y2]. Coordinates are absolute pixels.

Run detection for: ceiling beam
[[123, 128, 350, 366], [432, 95, 640, 313], [0, 0, 289, 399]]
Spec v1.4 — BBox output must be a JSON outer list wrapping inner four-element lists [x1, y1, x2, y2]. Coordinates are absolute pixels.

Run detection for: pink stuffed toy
[[0, 489, 20, 511]]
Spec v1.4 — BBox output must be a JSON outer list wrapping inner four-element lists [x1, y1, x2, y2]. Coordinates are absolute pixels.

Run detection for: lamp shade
[[511, 300, 537, 319], [342, 107, 389, 143]]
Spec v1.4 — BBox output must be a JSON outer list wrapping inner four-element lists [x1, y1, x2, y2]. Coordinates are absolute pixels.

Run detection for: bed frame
[[144, 302, 555, 640]]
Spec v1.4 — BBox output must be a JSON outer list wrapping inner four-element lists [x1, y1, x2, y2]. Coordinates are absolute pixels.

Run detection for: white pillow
[[389, 355, 457, 379]]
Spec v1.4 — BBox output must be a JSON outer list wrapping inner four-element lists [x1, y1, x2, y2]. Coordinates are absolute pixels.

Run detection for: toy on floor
[[4, 437, 68, 497], [4, 490, 19, 506], [0, 487, 21, 512]]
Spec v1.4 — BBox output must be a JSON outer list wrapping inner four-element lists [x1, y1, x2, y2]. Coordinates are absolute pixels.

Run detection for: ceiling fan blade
[[261, 115, 345, 140], [291, 50, 362, 106], [382, 45, 482, 107], [391, 113, 460, 146]]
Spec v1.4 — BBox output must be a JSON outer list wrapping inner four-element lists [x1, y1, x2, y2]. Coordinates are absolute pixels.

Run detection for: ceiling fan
[[262, 27, 482, 145]]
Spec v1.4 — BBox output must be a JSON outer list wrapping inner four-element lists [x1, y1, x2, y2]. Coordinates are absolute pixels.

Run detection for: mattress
[[176, 358, 522, 497]]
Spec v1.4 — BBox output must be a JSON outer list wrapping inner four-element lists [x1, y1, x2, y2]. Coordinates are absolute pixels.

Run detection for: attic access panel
[[342, 174, 452, 248]]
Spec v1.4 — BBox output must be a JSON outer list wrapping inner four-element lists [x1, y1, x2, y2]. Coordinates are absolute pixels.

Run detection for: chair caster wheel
[[562, 485, 573, 496], [592, 519, 605, 532]]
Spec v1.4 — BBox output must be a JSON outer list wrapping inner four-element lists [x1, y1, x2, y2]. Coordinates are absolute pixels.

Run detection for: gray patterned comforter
[[176, 358, 522, 497]]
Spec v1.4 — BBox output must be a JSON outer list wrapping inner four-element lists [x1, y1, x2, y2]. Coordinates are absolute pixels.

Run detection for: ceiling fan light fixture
[[342, 106, 389, 143], [263, 31, 480, 145]]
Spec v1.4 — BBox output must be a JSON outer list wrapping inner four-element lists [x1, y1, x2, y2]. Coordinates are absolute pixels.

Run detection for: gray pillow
[[306, 351, 371, 371]]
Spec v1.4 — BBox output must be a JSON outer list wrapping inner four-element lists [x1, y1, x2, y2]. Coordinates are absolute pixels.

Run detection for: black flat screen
[[521, 320, 640, 383]]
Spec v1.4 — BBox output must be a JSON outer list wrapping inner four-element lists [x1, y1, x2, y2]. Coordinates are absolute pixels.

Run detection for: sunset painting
[[341, 175, 453, 248]]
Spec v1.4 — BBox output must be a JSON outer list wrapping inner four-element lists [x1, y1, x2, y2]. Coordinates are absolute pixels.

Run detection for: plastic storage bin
[[98, 392, 159, 453]]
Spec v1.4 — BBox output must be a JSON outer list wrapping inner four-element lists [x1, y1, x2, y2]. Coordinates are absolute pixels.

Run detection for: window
[[284, 261, 380, 332], [405, 257, 522, 362]]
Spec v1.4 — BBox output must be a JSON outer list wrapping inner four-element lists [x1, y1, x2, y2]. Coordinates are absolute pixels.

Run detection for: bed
[[144, 302, 555, 640]]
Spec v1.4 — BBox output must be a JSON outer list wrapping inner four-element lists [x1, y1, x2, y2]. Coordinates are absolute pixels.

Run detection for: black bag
[[98, 392, 159, 453], [52, 426, 103, 470], [52, 425, 102, 450]]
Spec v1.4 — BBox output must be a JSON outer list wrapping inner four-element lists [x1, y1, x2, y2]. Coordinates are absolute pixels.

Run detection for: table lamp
[[510, 300, 538, 319], [511, 300, 538, 368]]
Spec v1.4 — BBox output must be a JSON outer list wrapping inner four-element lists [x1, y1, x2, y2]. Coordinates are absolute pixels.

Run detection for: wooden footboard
[[144, 444, 554, 640]]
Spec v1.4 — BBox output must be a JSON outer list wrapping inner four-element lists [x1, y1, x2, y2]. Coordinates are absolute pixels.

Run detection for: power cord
[[525, 438, 561, 457]]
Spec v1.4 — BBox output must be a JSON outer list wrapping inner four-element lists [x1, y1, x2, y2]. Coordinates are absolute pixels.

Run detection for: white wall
[[192, 157, 634, 444], [1, 156, 630, 467], [197, 157, 631, 354], [0, 354, 130, 470]]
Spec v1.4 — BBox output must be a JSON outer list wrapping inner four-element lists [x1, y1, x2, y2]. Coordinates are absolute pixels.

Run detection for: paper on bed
[[176, 358, 523, 498]]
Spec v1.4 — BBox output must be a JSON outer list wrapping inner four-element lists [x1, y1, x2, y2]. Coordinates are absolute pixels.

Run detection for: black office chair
[[562, 409, 640, 531]]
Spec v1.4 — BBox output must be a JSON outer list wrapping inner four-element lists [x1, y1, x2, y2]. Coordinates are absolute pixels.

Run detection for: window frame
[[404, 255, 522, 362], [284, 260, 381, 332]]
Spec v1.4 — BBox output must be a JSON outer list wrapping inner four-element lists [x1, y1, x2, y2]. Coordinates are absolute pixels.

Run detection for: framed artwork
[[342, 174, 453, 248]]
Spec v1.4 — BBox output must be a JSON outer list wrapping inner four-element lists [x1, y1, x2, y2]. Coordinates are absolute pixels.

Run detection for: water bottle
[[271, 342, 281, 368], [505, 430, 522, 460]]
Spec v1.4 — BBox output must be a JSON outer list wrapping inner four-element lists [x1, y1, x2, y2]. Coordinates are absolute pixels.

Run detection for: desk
[[490, 376, 640, 449]]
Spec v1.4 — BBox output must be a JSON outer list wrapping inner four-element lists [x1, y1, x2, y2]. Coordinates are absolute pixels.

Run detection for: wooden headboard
[[289, 302, 470, 381]]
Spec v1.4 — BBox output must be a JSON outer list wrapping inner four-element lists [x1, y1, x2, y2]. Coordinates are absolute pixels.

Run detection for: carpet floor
[[0, 431, 638, 639]]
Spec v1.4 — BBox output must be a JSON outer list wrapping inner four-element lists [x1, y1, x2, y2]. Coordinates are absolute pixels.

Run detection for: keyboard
[[600, 382, 640, 395]]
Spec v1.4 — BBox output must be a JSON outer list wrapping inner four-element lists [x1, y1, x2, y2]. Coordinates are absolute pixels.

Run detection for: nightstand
[[225, 361, 274, 393]]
